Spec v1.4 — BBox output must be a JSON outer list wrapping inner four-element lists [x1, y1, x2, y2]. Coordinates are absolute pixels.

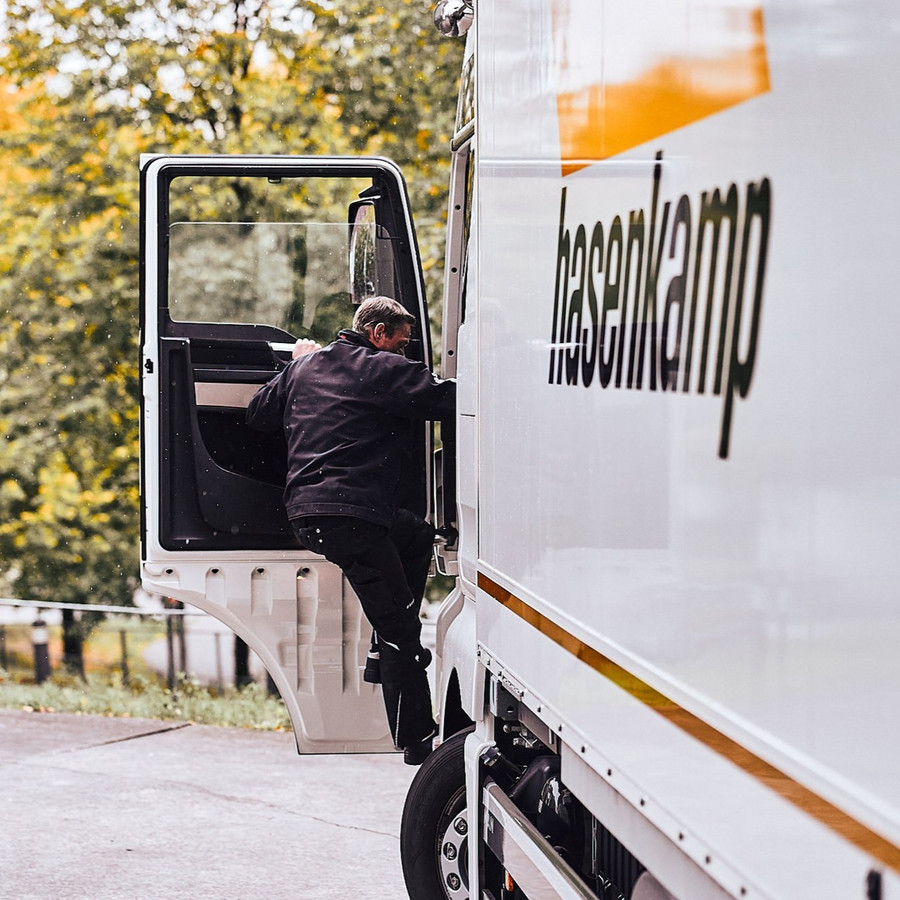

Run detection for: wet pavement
[[0, 709, 416, 899]]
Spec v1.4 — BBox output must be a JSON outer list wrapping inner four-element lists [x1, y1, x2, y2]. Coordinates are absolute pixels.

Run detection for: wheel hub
[[438, 807, 469, 897]]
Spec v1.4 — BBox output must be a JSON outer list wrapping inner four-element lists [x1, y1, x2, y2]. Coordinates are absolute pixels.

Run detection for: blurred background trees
[[0, 0, 463, 608]]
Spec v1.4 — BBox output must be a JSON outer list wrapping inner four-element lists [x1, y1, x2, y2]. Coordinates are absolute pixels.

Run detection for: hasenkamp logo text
[[547, 152, 771, 459]]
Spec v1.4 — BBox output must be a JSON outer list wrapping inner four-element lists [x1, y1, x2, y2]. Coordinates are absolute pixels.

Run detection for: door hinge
[[144, 359, 154, 373]]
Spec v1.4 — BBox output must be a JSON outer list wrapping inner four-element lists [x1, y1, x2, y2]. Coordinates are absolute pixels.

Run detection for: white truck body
[[141, 1, 900, 897]]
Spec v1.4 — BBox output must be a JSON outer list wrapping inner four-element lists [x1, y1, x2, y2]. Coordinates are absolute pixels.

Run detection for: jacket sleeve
[[377, 358, 457, 421], [245, 368, 288, 433]]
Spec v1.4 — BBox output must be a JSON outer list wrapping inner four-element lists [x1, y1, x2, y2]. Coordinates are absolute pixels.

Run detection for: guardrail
[[0, 597, 253, 691]]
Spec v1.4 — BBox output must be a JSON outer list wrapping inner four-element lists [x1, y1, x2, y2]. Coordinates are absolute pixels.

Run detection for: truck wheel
[[401, 729, 470, 899]]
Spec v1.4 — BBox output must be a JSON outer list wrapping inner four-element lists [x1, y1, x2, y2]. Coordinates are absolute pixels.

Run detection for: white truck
[[140, 1, 900, 898]]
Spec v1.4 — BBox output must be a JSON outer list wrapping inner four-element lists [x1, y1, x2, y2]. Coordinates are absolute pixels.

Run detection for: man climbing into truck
[[246, 296, 456, 765]]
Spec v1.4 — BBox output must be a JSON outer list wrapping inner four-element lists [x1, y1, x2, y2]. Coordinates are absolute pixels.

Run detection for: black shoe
[[403, 733, 435, 766], [363, 650, 381, 684]]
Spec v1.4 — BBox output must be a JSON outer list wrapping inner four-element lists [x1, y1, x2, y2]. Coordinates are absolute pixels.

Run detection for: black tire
[[401, 729, 471, 899]]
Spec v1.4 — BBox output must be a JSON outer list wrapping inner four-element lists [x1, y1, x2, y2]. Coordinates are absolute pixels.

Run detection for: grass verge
[[0, 670, 292, 731]]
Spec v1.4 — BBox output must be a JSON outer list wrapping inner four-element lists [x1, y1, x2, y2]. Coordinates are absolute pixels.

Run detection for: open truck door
[[139, 155, 433, 752]]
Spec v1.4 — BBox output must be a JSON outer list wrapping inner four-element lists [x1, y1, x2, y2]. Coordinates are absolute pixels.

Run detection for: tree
[[0, 0, 463, 607]]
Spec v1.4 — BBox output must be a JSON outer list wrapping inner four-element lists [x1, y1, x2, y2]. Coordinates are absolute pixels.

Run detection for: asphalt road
[[0, 709, 416, 899]]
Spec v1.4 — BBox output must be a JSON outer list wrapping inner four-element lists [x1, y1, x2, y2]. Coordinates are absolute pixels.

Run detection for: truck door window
[[166, 175, 391, 344]]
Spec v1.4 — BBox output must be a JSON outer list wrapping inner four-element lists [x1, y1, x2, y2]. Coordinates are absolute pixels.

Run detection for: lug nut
[[453, 816, 467, 835]]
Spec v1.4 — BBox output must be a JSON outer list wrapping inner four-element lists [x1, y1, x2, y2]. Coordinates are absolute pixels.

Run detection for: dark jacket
[[246, 329, 456, 527]]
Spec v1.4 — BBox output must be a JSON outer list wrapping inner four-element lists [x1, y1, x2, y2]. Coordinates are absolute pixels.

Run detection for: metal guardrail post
[[165, 615, 176, 692], [32, 616, 51, 684], [214, 632, 224, 694], [119, 629, 131, 686], [177, 614, 187, 677]]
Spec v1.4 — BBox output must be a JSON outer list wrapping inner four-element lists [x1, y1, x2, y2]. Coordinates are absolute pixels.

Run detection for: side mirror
[[348, 200, 377, 305], [433, 0, 474, 38], [348, 198, 397, 305]]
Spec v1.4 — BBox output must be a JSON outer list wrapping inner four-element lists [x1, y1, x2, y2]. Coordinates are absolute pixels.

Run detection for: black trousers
[[291, 510, 436, 750]]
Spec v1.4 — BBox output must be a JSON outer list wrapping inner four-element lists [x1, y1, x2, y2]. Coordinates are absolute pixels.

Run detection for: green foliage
[[0, 186, 141, 604], [0, 0, 463, 604], [0, 669, 292, 730]]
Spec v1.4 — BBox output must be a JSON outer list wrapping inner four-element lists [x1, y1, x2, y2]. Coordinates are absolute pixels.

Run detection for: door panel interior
[[159, 331, 295, 550]]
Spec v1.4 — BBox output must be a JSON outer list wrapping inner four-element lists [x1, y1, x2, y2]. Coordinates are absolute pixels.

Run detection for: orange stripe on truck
[[477, 571, 900, 873]]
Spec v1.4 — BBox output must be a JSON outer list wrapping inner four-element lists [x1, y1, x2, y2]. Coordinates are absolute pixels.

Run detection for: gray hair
[[352, 296, 415, 337]]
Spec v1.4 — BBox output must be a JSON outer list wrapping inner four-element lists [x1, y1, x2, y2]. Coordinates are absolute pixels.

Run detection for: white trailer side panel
[[472, 0, 900, 893]]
